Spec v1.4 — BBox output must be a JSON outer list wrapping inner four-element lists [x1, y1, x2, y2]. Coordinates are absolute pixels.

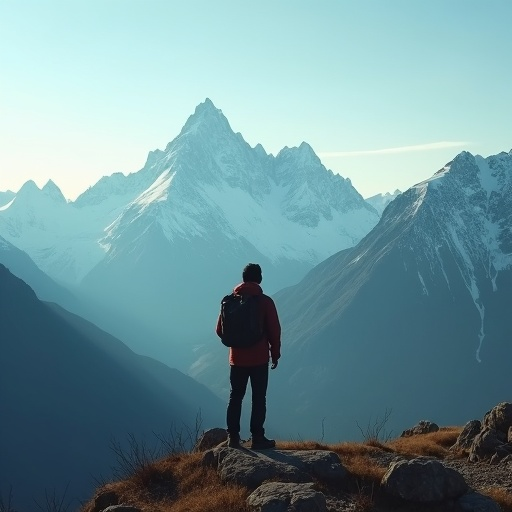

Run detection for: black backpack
[[219, 293, 264, 348]]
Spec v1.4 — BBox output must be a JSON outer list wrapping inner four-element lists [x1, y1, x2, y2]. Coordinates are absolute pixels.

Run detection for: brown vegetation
[[481, 487, 512, 512], [385, 426, 462, 458], [82, 453, 250, 512]]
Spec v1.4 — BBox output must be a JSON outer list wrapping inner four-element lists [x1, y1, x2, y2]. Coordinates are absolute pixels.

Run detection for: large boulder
[[482, 402, 512, 434], [468, 428, 508, 462], [202, 448, 311, 489], [381, 458, 468, 502], [401, 420, 439, 437], [202, 447, 347, 490], [262, 450, 347, 482], [450, 420, 482, 453], [247, 482, 327, 512]]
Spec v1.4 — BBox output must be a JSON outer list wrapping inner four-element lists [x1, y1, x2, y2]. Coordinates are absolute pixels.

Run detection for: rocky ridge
[[86, 402, 512, 512]]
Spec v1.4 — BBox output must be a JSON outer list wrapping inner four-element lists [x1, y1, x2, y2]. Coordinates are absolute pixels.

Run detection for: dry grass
[[384, 426, 462, 459], [276, 440, 331, 451], [481, 487, 512, 512], [82, 453, 250, 512], [333, 442, 388, 481]]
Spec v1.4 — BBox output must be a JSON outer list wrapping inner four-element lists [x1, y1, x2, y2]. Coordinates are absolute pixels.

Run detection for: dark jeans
[[226, 363, 268, 437]]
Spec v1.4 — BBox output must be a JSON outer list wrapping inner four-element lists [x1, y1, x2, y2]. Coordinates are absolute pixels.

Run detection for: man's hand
[[271, 360, 278, 370]]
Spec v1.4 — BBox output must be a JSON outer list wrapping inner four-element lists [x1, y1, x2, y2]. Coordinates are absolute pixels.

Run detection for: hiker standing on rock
[[216, 263, 281, 449]]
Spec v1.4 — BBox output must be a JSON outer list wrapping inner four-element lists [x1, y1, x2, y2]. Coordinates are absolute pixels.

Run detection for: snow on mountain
[[0, 98, 380, 367], [365, 189, 402, 215], [77, 99, 379, 366], [100, 99, 379, 268], [397, 150, 512, 361], [0, 189, 15, 208], [0, 99, 378, 291], [0, 180, 115, 283]]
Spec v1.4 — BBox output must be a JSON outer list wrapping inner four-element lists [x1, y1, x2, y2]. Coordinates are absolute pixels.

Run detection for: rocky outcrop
[[482, 402, 512, 433], [470, 428, 511, 462], [381, 458, 468, 502], [200, 444, 503, 511], [400, 420, 439, 437], [202, 447, 346, 489], [452, 403, 512, 463], [202, 446, 347, 510], [450, 420, 481, 452]]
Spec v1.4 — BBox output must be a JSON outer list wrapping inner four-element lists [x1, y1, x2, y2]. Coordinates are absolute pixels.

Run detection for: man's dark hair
[[242, 263, 262, 284]]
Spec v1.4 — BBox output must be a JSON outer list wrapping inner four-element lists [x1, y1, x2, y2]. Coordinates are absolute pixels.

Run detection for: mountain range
[[365, 189, 402, 215], [1, 98, 510, 471], [260, 149, 512, 441], [0, 98, 380, 369]]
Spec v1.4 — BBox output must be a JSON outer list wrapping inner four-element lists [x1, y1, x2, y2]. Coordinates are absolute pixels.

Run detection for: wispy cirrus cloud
[[318, 141, 469, 158]]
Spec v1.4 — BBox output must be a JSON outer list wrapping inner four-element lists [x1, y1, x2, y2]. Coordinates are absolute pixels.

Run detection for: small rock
[[247, 482, 326, 512], [193, 427, 227, 451], [401, 420, 439, 437], [92, 491, 119, 512]]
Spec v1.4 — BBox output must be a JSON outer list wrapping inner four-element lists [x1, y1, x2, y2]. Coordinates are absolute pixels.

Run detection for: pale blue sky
[[1, 0, 511, 199]]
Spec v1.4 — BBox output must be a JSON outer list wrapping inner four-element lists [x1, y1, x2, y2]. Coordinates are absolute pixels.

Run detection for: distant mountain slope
[[0, 235, 79, 308], [0, 189, 15, 208], [0, 264, 224, 509], [365, 189, 401, 215], [262, 150, 512, 441], [0, 180, 111, 283]]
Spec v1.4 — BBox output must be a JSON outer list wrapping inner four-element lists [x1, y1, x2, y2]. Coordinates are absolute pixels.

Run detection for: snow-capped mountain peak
[[98, 100, 379, 267], [381, 150, 512, 362], [177, 97, 232, 140], [365, 189, 402, 215], [42, 179, 67, 203], [16, 179, 40, 196]]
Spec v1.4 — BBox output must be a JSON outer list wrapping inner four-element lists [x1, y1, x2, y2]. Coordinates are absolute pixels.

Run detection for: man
[[216, 263, 281, 449]]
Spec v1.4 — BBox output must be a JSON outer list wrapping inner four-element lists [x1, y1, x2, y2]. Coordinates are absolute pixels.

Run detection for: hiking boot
[[250, 435, 276, 450], [227, 434, 241, 448]]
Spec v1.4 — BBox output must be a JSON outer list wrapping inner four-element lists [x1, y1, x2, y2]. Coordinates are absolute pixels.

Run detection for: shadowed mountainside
[[0, 264, 225, 508]]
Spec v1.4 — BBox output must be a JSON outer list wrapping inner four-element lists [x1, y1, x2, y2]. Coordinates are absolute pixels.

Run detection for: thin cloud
[[319, 141, 469, 158]]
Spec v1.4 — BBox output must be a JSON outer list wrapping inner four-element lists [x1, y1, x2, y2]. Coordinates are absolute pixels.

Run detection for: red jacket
[[216, 281, 281, 366]]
